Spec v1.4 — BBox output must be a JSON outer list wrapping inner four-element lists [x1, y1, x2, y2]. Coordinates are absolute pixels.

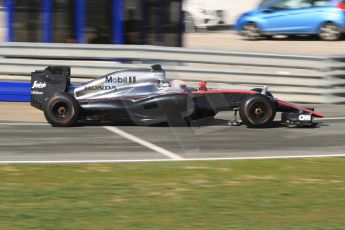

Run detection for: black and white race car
[[30, 65, 324, 127]]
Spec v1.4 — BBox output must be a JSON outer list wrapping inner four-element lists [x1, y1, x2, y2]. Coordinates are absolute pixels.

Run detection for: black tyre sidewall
[[44, 93, 80, 127], [240, 95, 276, 128]]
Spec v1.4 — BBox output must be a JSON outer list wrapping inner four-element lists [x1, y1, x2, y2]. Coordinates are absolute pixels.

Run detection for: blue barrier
[[0, 82, 31, 102]]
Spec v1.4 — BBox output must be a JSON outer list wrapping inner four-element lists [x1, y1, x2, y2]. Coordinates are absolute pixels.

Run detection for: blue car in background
[[236, 0, 345, 41]]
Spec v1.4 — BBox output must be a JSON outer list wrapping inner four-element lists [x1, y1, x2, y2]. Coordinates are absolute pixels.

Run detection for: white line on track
[[103, 126, 184, 160], [0, 154, 345, 164]]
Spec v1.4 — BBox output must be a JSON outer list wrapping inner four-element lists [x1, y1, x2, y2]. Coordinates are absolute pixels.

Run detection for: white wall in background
[[183, 0, 262, 25]]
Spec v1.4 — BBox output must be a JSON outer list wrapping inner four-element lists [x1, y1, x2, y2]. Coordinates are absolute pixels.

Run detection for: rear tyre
[[319, 23, 341, 41], [242, 22, 261, 40], [239, 94, 276, 128], [44, 92, 80, 127]]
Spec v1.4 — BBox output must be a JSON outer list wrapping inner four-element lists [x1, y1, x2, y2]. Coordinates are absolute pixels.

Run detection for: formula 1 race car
[[30, 65, 324, 127]]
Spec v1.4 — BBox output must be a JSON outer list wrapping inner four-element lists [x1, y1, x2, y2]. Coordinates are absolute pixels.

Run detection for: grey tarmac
[[0, 103, 344, 162]]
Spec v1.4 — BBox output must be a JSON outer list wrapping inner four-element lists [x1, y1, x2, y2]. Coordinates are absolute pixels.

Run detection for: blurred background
[[0, 0, 184, 46], [1, 0, 344, 55], [0, 0, 263, 46], [0, 0, 344, 103]]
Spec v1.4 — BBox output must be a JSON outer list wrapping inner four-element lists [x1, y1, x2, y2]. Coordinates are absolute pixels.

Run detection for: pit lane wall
[[0, 43, 344, 104]]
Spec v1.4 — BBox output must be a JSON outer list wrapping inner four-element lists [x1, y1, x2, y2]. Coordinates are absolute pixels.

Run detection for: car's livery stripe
[[277, 100, 324, 118]]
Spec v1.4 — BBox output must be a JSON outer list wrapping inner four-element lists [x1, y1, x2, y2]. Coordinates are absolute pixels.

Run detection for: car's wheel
[[239, 94, 276, 128], [44, 92, 80, 127], [242, 22, 261, 40], [319, 22, 341, 41]]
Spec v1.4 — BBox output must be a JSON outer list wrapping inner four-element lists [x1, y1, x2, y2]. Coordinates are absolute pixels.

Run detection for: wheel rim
[[243, 24, 260, 39], [249, 102, 269, 123], [320, 24, 340, 41], [51, 101, 71, 120]]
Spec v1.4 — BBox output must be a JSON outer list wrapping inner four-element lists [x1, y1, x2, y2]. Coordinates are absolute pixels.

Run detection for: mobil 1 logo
[[105, 76, 137, 84]]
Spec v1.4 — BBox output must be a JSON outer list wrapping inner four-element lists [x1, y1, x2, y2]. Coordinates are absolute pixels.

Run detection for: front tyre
[[239, 94, 276, 128], [242, 22, 261, 40], [319, 23, 341, 41], [44, 92, 80, 127]]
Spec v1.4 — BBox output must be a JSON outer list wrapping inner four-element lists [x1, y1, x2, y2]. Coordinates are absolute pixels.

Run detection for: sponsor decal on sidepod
[[105, 76, 136, 84], [32, 81, 47, 89], [84, 86, 117, 91]]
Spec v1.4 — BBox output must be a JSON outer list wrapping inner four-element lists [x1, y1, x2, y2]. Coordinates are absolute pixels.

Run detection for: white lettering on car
[[32, 81, 47, 89], [299, 114, 312, 121]]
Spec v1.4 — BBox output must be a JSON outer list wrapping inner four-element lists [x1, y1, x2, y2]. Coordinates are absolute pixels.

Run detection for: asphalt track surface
[[0, 104, 344, 163]]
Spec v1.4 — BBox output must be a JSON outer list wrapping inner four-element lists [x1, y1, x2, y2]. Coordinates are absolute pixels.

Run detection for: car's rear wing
[[31, 66, 71, 111]]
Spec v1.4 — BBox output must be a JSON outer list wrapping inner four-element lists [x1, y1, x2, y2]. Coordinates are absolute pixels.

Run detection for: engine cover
[[74, 66, 166, 100]]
